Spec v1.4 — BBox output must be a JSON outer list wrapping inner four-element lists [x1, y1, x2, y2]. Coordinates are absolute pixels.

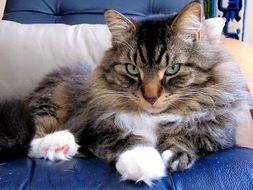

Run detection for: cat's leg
[[80, 118, 165, 185], [158, 134, 198, 172], [28, 89, 79, 161], [158, 116, 235, 172]]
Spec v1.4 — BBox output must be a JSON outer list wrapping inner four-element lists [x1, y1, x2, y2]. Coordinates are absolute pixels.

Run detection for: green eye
[[165, 64, 180, 76], [126, 64, 140, 76]]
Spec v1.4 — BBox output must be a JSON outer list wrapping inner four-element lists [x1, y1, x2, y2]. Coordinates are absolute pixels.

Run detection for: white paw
[[28, 130, 79, 161], [116, 147, 166, 185]]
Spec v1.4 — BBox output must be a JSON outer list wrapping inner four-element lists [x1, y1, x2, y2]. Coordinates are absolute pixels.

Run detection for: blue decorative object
[[208, 0, 247, 41]]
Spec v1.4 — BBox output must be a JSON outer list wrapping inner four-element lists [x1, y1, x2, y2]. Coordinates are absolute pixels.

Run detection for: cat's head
[[91, 2, 246, 114]]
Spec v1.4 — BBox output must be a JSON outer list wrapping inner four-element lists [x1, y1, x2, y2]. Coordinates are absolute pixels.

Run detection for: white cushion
[[202, 17, 226, 44], [0, 20, 111, 100]]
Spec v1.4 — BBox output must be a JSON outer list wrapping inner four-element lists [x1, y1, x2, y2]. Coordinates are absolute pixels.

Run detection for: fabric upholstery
[[3, 0, 193, 24], [0, 148, 252, 189], [0, 20, 111, 100]]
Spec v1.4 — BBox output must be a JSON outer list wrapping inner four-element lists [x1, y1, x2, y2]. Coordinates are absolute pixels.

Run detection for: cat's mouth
[[135, 100, 170, 114], [144, 107, 165, 114]]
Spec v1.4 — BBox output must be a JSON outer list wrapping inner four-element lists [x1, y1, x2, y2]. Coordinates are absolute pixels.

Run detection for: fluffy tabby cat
[[0, 2, 251, 184]]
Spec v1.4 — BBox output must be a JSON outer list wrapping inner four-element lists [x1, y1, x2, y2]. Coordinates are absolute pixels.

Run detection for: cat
[[0, 1, 251, 185]]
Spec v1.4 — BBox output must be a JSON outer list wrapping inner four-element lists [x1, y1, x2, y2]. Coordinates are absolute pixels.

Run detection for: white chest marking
[[95, 111, 209, 146], [114, 112, 183, 146], [114, 112, 157, 145]]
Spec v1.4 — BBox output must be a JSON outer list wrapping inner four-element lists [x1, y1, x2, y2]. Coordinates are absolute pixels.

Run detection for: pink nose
[[144, 97, 157, 105]]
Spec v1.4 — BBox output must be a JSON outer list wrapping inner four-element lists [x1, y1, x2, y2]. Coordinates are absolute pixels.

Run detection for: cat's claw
[[116, 147, 166, 185], [28, 130, 79, 161]]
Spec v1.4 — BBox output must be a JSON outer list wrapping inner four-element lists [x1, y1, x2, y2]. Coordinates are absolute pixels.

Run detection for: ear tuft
[[172, 2, 203, 41], [104, 9, 135, 44]]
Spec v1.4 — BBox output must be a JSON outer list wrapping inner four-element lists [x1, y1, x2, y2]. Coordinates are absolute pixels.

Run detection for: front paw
[[161, 149, 197, 172], [116, 147, 166, 185], [28, 130, 79, 161]]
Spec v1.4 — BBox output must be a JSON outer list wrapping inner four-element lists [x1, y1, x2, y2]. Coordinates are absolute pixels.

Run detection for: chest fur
[[114, 112, 181, 146], [96, 111, 208, 146]]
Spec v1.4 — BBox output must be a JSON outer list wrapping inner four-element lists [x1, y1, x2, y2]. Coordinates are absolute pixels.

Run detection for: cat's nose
[[144, 97, 158, 105]]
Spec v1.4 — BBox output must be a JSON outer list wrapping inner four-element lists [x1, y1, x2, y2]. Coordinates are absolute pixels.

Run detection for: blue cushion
[[0, 147, 252, 189], [3, 0, 193, 24]]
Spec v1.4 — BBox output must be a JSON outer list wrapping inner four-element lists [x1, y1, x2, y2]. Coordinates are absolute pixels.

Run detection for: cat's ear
[[104, 9, 135, 44], [171, 2, 203, 41]]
